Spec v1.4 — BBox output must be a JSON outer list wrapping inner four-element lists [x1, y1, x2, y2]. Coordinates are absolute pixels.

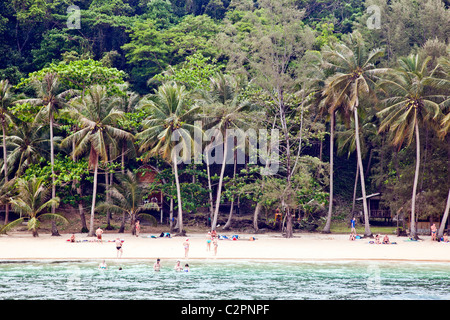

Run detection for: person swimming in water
[[174, 260, 183, 272], [153, 258, 161, 271], [99, 260, 107, 270], [184, 263, 190, 272]]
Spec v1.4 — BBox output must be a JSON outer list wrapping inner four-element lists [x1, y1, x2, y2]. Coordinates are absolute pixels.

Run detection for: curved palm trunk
[[253, 202, 262, 231], [88, 153, 99, 237], [2, 120, 9, 225], [205, 144, 214, 225], [49, 115, 60, 236], [354, 108, 371, 237], [410, 122, 420, 239], [323, 112, 335, 233], [173, 153, 184, 235], [212, 130, 228, 231], [438, 188, 450, 239]]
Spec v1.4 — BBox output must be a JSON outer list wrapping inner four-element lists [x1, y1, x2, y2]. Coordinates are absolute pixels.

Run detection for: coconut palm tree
[[61, 85, 134, 237], [1, 177, 67, 237], [377, 54, 444, 239], [321, 37, 385, 237], [197, 73, 252, 231], [96, 170, 158, 235], [136, 82, 199, 236], [0, 80, 15, 224], [15, 73, 74, 236], [5, 121, 50, 176]]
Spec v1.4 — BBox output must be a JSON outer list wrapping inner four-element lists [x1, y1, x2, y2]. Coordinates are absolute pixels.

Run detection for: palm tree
[[136, 82, 199, 236], [197, 73, 252, 231], [377, 54, 444, 239], [1, 177, 67, 237], [321, 38, 385, 237], [96, 170, 158, 235], [5, 121, 50, 176], [15, 73, 73, 236], [62, 85, 134, 237], [0, 80, 14, 224]]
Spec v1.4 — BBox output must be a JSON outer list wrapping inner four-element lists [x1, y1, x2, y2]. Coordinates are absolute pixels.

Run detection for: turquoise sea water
[[0, 259, 449, 300]]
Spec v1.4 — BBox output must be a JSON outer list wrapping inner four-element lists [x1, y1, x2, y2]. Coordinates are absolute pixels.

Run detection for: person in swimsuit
[[431, 223, 437, 241], [99, 260, 107, 270], [115, 238, 123, 258], [174, 260, 182, 272], [135, 220, 140, 237], [184, 264, 190, 272], [183, 238, 190, 258], [350, 217, 356, 234], [153, 258, 161, 271], [96, 227, 103, 243], [206, 232, 212, 251], [382, 235, 390, 244], [213, 237, 218, 256]]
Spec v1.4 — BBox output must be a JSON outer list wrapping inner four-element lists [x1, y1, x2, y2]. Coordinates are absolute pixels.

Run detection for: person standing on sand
[[183, 238, 190, 258], [350, 217, 356, 234], [115, 238, 123, 258], [206, 232, 212, 251], [135, 220, 140, 237], [213, 237, 218, 256], [96, 227, 103, 243], [431, 223, 437, 241]]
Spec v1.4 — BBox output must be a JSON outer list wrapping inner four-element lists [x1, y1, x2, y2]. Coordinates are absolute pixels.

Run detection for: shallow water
[[0, 259, 449, 300]]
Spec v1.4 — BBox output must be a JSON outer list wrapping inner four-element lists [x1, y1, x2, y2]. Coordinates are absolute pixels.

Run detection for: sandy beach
[[1, 231, 449, 262]]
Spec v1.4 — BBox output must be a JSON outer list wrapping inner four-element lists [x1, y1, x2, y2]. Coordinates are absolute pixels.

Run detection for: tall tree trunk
[[72, 137, 87, 232], [173, 153, 184, 235], [410, 122, 421, 239], [322, 111, 335, 233], [2, 120, 9, 225], [438, 188, 450, 239], [205, 144, 214, 226], [351, 164, 359, 213], [253, 202, 262, 231], [88, 153, 99, 237], [224, 151, 237, 230], [49, 115, 60, 236], [354, 108, 371, 237], [105, 166, 112, 230], [212, 129, 229, 231]]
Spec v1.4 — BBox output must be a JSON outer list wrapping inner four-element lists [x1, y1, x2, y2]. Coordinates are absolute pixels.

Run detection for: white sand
[[0, 232, 449, 262]]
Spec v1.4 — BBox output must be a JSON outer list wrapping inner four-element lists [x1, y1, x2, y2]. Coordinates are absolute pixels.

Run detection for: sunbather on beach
[[375, 234, 381, 244], [383, 235, 390, 244], [96, 227, 103, 243]]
